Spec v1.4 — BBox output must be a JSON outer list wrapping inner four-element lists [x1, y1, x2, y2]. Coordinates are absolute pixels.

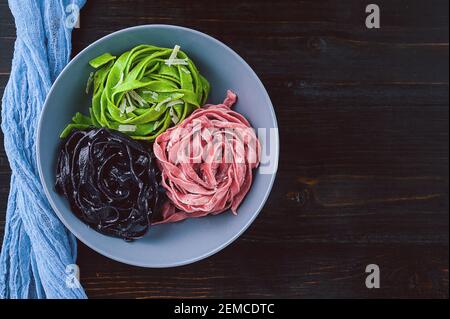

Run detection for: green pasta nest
[[61, 44, 210, 140]]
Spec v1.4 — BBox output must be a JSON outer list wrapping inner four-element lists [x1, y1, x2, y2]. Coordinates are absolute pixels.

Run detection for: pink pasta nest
[[153, 90, 261, 224]]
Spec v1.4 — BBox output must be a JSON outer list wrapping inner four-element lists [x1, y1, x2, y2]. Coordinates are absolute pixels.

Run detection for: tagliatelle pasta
[[153, 90, 261, 224], [60, 45, 210, 141], [55, 128, 162, 240]]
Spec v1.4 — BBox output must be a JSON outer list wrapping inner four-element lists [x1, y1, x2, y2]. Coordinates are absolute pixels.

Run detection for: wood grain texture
[[0, 0, 448, 298]]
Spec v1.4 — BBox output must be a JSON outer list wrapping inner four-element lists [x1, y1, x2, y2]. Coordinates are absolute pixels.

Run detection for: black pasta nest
[[55, 128, 162, 240]]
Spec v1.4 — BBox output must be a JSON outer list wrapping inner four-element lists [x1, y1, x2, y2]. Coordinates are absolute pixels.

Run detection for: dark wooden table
[[0, 0, 448, 299]]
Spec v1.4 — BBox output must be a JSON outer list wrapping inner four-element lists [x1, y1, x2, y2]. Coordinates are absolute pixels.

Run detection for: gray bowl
[[37, 25, 279, 267]]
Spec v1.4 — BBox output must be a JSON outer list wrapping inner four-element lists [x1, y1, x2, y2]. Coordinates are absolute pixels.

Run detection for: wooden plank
[[77, 242, 449, 299]]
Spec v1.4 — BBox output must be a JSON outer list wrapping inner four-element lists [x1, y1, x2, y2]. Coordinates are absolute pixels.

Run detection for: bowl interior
[[37, 25, 278, 267]]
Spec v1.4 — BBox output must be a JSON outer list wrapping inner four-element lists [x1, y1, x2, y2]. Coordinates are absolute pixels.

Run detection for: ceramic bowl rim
[[36, 24, 279, 268]]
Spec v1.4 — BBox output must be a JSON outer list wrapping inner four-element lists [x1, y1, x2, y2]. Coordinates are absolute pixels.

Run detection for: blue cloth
[[0, 0, 87, 299]]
